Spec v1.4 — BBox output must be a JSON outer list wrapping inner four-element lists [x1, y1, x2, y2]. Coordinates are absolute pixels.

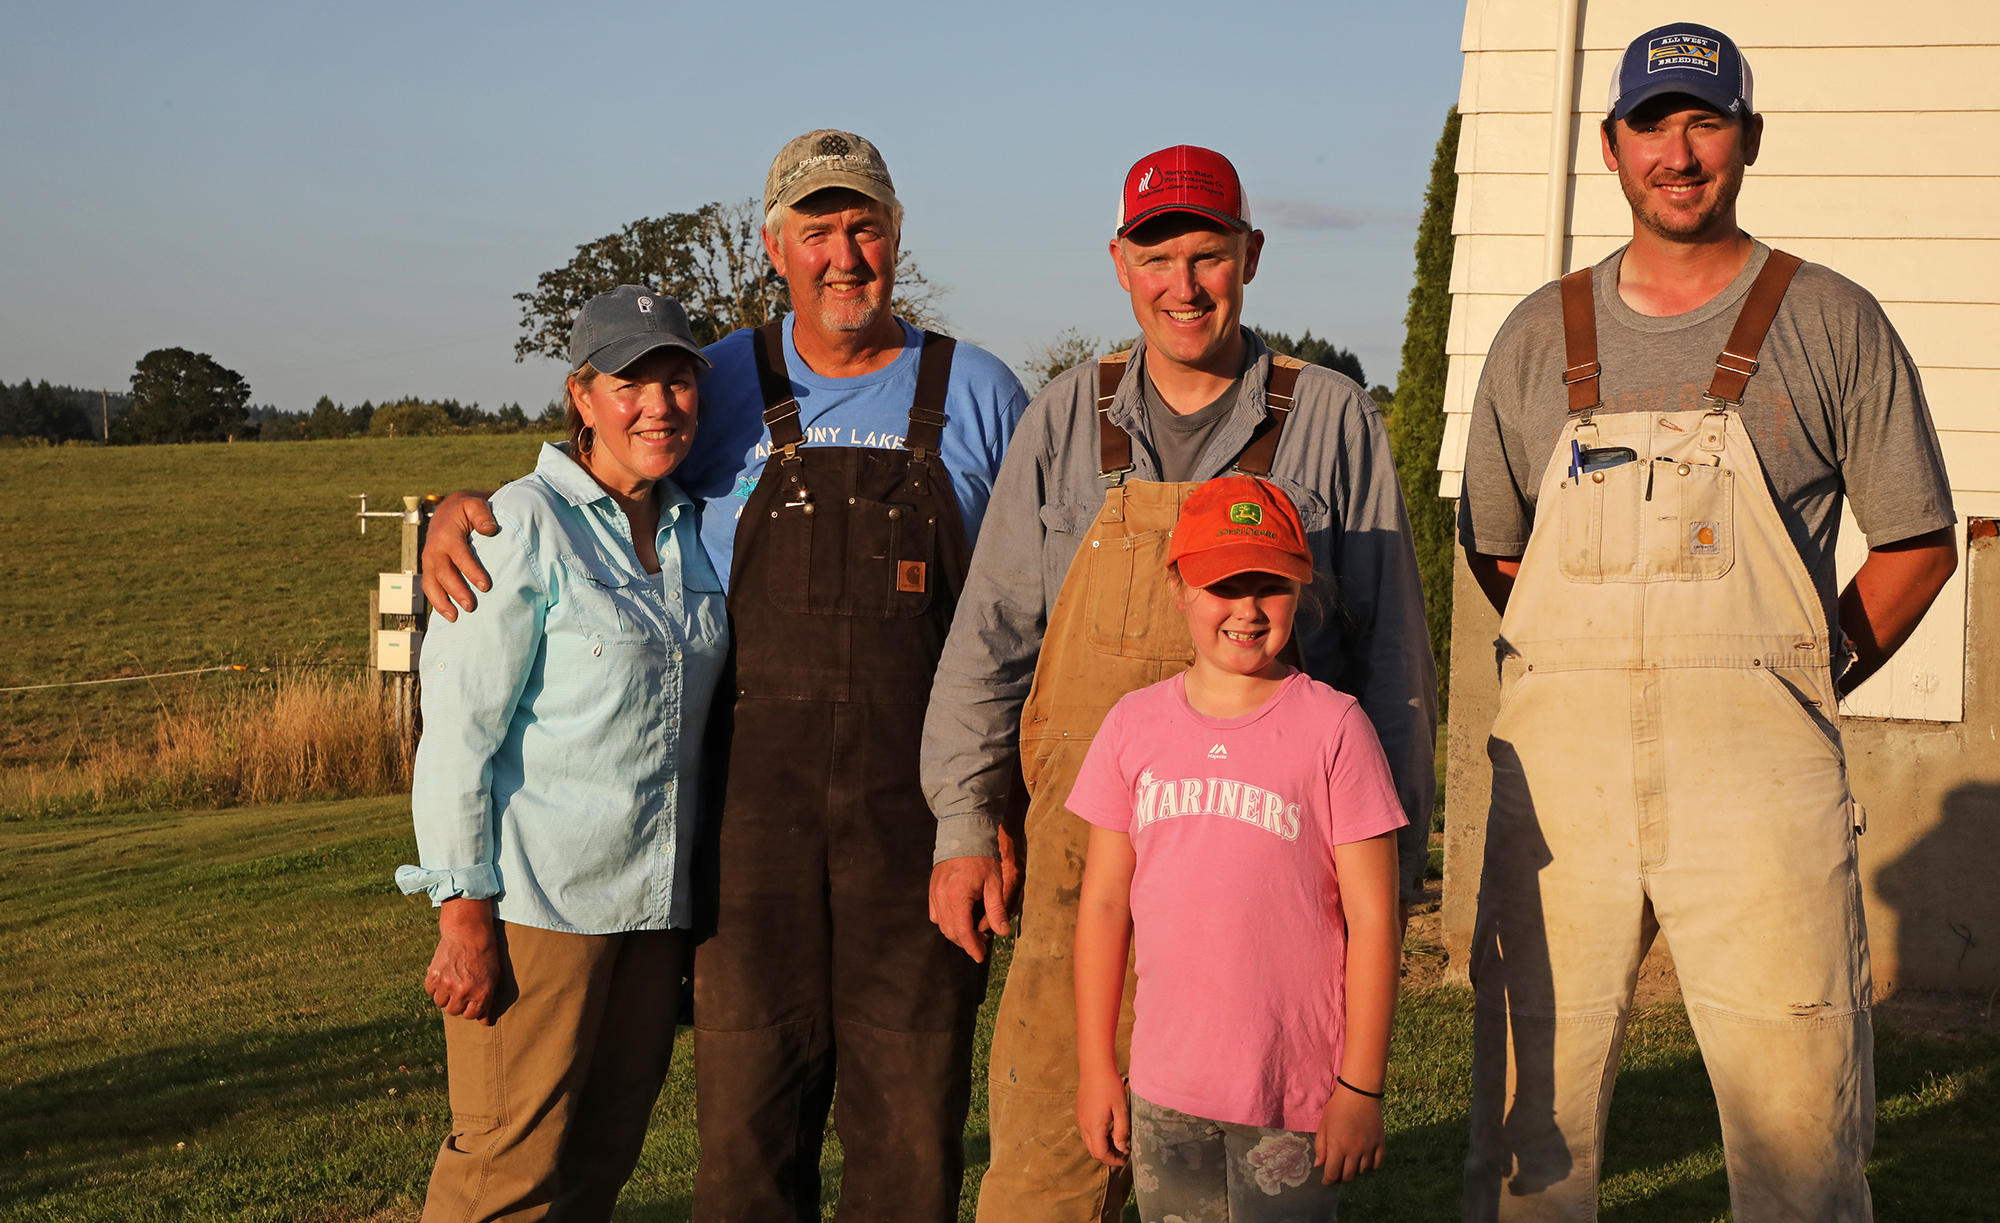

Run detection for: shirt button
[[674, 651, 683, 661], [671, 590, 681, 601], [668, 717, 679, 727]]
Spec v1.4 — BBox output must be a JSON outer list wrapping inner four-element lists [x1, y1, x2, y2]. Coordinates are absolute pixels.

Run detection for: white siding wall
[[1445, 0, 2000, 721]]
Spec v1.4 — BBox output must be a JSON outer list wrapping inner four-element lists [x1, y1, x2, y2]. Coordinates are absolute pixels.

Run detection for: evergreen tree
[[115, 349, 251, 444], [1252, 327, 1366, 388], [0, 380, 97, 442], [1388, 107, 1461, 716]]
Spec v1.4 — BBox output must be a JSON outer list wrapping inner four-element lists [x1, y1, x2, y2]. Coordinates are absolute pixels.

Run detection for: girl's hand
[[1075, 1064, 1131, 1168], [1314, 1086, 1385, 1184]]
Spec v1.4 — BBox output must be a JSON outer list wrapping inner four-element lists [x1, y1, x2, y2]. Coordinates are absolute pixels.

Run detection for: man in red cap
[[924, 145, 1436, 1222]]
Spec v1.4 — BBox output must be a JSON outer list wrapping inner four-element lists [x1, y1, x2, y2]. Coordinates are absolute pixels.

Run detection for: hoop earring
[[579, 426, 594, 456]]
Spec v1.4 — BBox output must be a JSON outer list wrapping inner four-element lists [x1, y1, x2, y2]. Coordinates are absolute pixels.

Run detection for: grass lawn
[[4, 799, 1996, 1221], [0, 436, 557, 769]]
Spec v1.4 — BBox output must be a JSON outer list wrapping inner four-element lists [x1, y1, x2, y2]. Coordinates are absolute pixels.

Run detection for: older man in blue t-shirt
[[423, 129, 1027, 1223]]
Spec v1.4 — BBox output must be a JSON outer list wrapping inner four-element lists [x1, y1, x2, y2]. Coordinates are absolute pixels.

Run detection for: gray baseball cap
[[568, 285, 710, 375], [763, 129, 898, 219]]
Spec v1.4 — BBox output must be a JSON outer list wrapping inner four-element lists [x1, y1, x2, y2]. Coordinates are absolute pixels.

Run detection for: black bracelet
[[1337, 1075, 1385, 1100]]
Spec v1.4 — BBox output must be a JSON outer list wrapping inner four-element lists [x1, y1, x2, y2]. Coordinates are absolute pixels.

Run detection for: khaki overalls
[[977, 352, 1307, 1223], [692, 322, 990, 1222], [1465, 254, 1874, 1222]]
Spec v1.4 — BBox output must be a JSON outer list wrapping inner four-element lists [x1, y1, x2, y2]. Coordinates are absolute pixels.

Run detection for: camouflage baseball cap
[[763, 129, 898, 219]]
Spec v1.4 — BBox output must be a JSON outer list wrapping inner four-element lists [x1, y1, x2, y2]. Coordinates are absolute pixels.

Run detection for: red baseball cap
[[1168, 476, 1312, 589], [1116, 145, 1252, 238]]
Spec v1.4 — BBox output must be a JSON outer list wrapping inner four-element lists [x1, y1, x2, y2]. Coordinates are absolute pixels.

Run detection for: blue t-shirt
[[677, 314, 1028, 587]]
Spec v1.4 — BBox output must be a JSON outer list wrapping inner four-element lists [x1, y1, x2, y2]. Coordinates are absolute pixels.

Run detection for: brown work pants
[[980, 479, 1196, 1223], [421, 921, 688, 1223], [693, 698, 989, 1222]]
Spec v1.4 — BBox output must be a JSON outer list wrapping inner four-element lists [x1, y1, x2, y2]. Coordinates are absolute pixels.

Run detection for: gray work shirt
[[921, 330, 1439, 901]]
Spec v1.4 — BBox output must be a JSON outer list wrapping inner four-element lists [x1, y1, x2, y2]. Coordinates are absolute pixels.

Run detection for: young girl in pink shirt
[[1070, 475, 1406, 1220]]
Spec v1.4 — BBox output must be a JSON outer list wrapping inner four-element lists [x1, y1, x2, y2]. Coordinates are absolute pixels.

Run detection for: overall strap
[[904, 331, 957, 462], [1230, 356, 1305, 477], [1707, 250, 1804, 406], [1097, 351, 1135, 480], [1558, 268, 1600, 413], [751, 321, 805, 461]]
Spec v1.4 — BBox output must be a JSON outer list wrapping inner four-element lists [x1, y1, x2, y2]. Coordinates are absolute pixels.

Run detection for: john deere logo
[[1228, 502, 1263, 526]]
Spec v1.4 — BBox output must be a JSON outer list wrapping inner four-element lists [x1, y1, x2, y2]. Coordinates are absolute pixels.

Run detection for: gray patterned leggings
[[1129, 1093, 1342, 1222]]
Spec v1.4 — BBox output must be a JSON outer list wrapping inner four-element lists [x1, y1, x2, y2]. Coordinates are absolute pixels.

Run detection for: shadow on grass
[[1, 993, 445, 1213]]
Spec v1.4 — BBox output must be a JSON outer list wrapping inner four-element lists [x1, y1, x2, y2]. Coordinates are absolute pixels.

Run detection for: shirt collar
[[535, 441, 692, 521]]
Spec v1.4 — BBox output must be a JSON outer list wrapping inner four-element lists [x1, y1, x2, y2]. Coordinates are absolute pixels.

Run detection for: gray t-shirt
[[1459, 241, 1955, 637], [1142, 368, 1245, 483]]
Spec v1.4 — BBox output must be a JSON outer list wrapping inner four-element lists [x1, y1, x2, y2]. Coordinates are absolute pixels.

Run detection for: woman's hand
[[1076, 1062, 1131, 1168], [1314, 1086, 1386, 1183], [425, 897, 502, 1024]]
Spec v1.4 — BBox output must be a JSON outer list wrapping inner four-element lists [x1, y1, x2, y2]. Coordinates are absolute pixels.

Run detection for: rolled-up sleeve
[[397, 512, 549, 905], [922, 402, 1056, 863]]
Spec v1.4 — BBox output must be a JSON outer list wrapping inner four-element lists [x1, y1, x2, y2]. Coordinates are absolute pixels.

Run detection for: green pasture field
[[4, 799, 1994, 1221], [0, 437, 558, 769]]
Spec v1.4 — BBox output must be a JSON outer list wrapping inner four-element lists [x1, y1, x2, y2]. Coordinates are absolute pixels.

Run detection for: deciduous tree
[[115, 348, 251, 444]]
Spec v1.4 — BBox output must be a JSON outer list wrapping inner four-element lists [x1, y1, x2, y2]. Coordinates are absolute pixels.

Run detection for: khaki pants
[[422, 922, 689, 1223]]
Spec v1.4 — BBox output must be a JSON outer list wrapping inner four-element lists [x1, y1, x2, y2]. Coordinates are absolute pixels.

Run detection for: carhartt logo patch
[[1228, 502, 1263, 526], [897, 561, 927, 593], [1648, 34, 1720, 75], [1690, 521, 1720, 554]]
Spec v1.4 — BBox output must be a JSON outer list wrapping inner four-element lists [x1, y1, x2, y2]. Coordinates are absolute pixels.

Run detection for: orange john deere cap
[[1167, 476, 1313, 589]]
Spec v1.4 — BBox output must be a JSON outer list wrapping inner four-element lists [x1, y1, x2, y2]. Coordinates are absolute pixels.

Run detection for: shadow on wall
[[1873, 781, 2000, 992]]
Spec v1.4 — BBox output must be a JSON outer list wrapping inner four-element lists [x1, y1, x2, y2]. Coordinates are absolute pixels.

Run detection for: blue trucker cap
[[567, 285, 710, 376], [1608, 23, 1754, 122]]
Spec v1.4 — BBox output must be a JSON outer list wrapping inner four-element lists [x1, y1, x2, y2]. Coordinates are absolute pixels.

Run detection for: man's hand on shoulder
[[421, 491, 499, 621]]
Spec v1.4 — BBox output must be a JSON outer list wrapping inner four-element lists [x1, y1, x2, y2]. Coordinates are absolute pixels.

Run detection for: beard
[[1619, 159, 1745, 242], [801, 274, 889, 334]]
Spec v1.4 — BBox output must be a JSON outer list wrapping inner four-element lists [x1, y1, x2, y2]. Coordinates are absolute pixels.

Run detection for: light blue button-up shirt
[[396, 442, 728, 934]]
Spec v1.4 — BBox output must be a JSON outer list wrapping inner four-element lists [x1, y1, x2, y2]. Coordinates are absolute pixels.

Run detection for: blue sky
[[0, 0, 1467, 413]]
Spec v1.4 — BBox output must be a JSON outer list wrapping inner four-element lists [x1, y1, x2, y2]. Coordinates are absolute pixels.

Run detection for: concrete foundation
[[1439, 519, 2000, 995]]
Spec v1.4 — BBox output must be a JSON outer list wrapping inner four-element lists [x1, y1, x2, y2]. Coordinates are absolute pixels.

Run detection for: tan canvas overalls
[[977, 351, 1308, 1223], [692, 322, 990, 1222], [1464, 253, 1874, 1222]]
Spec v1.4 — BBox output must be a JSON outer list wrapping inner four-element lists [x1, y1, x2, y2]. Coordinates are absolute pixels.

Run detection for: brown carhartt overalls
[[692, 322, 990, 1222], [1465, 253, 1875, 1221], [977, 351, 1307, 1223]]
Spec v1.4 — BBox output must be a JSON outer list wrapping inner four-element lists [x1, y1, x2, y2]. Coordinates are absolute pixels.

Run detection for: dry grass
[[0, 671, 409, 818]]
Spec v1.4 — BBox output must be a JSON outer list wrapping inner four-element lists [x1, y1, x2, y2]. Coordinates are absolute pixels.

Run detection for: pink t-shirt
[[1066, 669, 1407, 1132]]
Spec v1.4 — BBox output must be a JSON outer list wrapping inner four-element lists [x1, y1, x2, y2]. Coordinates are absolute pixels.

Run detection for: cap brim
[[773, 170, 899, 214], [1176, 544, 1312, 590], [582, 334, 711, 376], [1117, 203, 1251, 239], [1611, 79, 1744, 121]]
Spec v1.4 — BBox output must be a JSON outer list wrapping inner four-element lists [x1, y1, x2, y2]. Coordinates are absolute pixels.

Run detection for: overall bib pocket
[[767, 496, 936, 618], [1082, 529, 1189, 660], [1557, 457, 1736, 583]]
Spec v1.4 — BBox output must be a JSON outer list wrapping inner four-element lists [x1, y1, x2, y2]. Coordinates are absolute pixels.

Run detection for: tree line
[[1, 346, 552, 446]]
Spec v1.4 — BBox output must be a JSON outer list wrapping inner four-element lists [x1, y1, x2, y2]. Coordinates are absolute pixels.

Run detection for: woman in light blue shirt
[[396, 286, 726, 1221]]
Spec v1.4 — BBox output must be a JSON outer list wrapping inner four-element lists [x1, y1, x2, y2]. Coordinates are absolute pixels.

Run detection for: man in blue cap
[[1456, 22, 1958, 1222]]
